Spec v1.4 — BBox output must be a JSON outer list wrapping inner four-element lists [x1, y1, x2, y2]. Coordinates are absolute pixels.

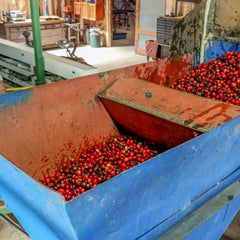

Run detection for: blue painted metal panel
[[0, 110, 240, 240], [195, 40, 240, 65], [0, 157, 78, 240], [204, 40, 240, 63], [183, 195, 240, 240], [0, 89, 32, 110], [65, 116, 240, 240], [137, 168, 240, 240]]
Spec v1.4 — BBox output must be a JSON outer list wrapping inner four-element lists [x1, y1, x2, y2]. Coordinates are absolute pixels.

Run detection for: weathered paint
[[169, 1, 205, 59], [210, 0, 240, 39], [98, 72, 110, 80], [145, 91, 153, 98], [170, 0, 240, 63], [0, 89, 32, 110], [134, 55, 194, 86], [203, 40, 240, 63]]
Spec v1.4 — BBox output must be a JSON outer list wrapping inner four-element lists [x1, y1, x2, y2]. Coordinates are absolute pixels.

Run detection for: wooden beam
[[137, 30, 156, 37], [105, 0, 112, 47], [134, 0, 139, 52], [39, 0, 44, 16]]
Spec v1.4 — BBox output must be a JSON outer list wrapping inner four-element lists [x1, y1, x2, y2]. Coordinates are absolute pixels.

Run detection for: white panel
[[139, 0, 165, 32]]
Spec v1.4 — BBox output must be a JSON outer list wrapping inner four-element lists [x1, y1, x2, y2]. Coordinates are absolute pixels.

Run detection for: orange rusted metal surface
[[0, 54, 236, 181], [98, 97, 200, 148], [134, 54, 194, 85], [99, 78, 240, 135], [1, 58, 191, 180]]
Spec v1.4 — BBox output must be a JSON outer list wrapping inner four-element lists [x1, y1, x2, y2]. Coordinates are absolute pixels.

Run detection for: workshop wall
[[0, 0, 73, 19], [165, 0, 199, 17], [0, 0, 29, 18]]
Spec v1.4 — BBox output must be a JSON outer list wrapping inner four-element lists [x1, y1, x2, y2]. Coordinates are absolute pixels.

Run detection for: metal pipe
[[29, 0, 46, 85]]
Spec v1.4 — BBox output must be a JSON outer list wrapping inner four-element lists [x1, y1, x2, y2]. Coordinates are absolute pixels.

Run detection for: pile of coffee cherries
[[42, 135, 165, 201], [171, 51, 240, 105]]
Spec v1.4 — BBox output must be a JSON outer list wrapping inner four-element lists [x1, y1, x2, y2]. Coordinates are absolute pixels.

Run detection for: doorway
[[112, 0, 136, 46]]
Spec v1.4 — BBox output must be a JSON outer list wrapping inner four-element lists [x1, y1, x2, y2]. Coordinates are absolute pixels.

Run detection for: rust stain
[[40, 156, 49, 163], [187, 103, 232, 126], [179, 107, 193, 114]]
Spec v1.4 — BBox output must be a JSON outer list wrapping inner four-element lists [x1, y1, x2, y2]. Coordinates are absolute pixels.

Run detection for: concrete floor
[[0, 216, 29, 240], [47, 45, 148, 72]]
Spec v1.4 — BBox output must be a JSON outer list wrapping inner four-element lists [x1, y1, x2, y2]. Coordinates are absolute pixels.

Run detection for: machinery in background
[[63, 6, 76, 24], [56, 25, 92, 66], [0, 39, 97, 87], [2, 10, 26, 23]]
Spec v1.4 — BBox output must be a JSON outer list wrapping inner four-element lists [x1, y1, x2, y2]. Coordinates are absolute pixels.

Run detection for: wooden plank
[[105, 0, 112, 47], [39, 0, 44, 16], [55, 0, 62, 17], [222, 211, 240, 240], [138, 29, 156, 36], [134, 0, 140, 52], [165, 0, 175, 16], [165, 0, 198, 17], [0, 0, 6, 17]]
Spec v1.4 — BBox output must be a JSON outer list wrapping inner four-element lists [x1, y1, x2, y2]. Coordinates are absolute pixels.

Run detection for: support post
[[29, 0, 46, 85]]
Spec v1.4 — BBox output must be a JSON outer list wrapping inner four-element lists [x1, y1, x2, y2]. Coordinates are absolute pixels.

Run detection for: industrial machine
[[0, 0, 239, 239], [2, 10, 26, 23], [0, 39, 97, 87], [0, 54, 239, 240]]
